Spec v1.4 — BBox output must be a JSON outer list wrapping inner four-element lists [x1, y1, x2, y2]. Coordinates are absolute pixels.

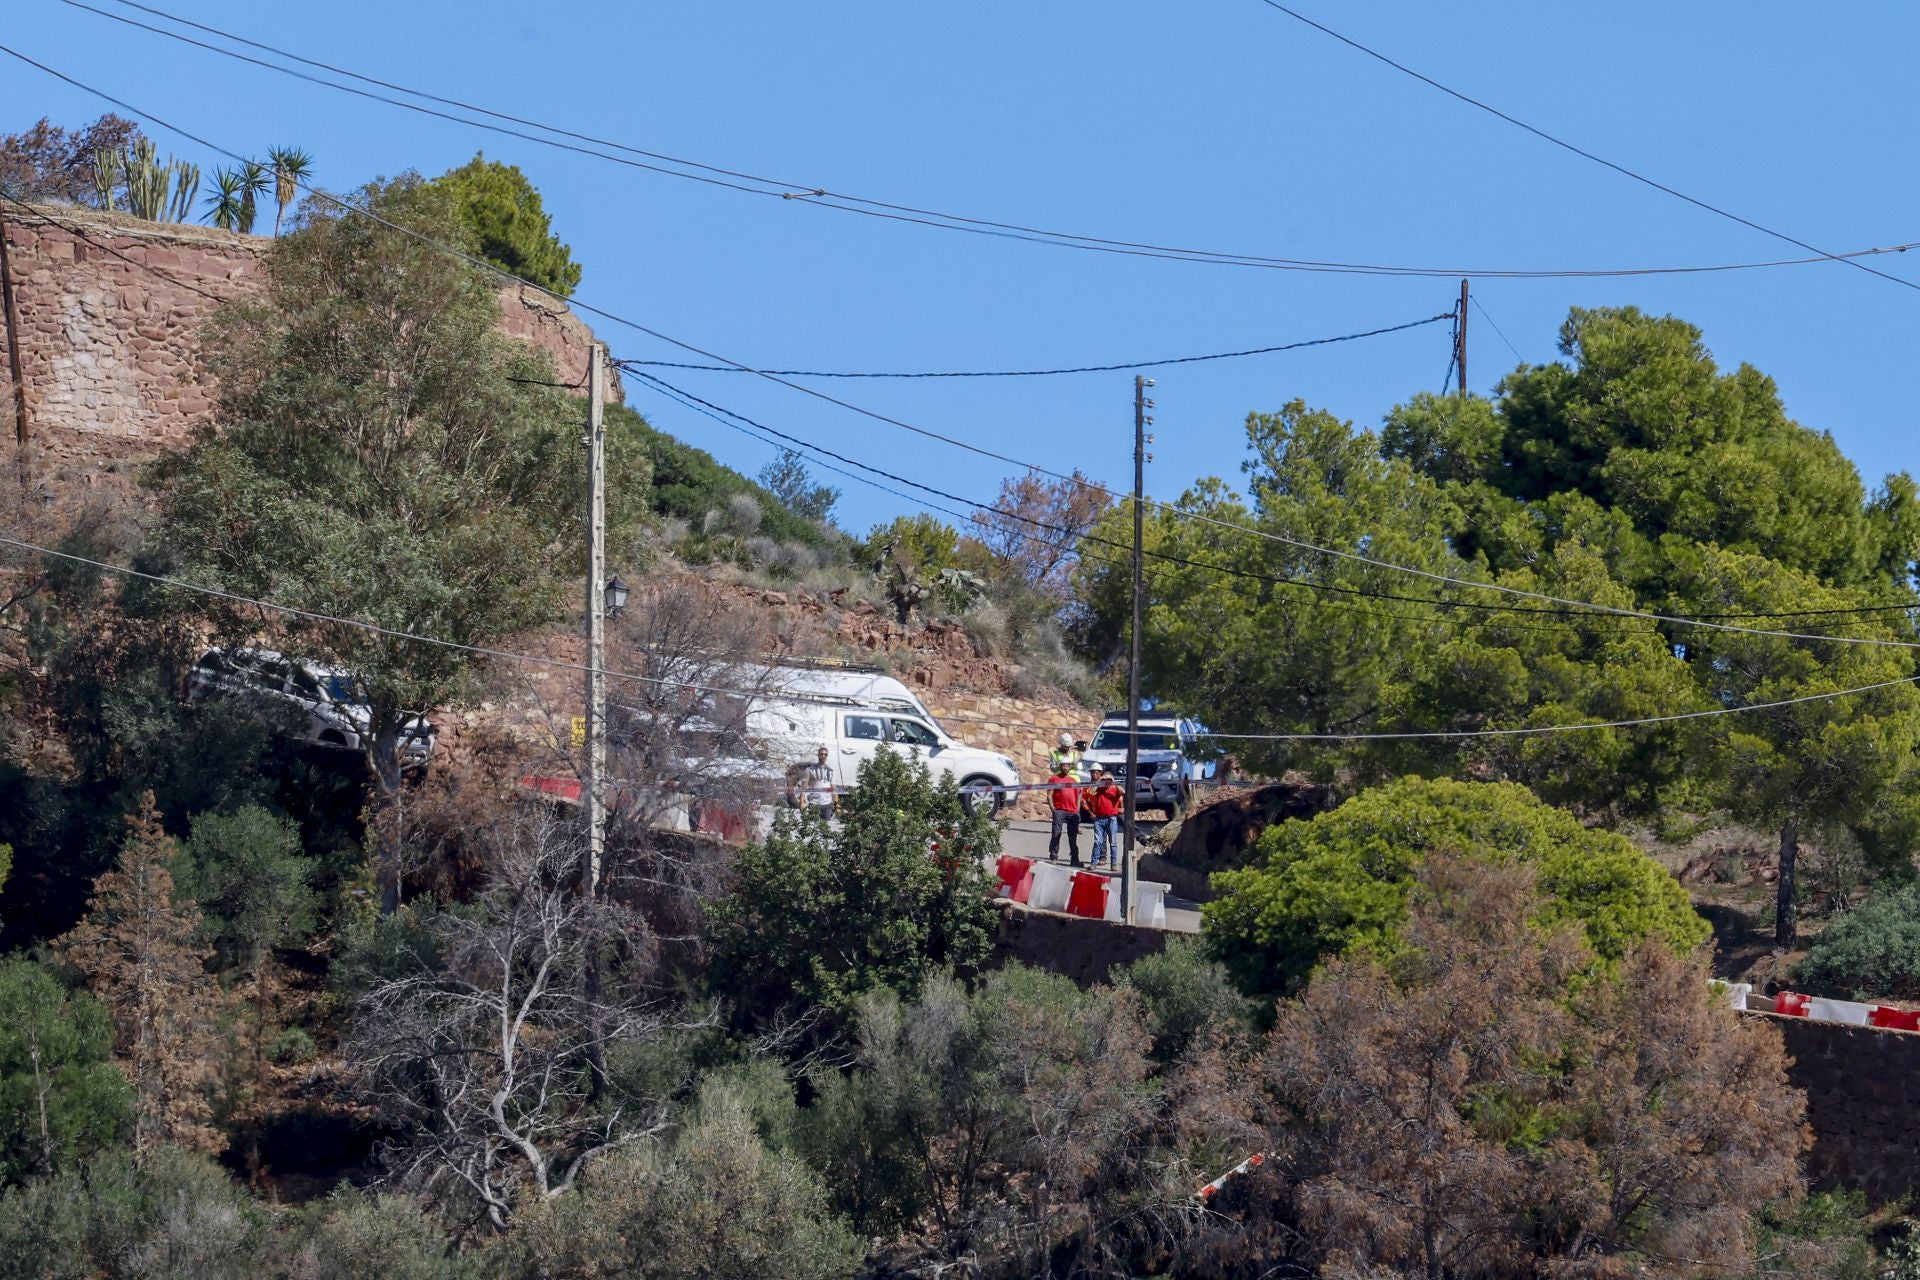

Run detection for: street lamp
[[603, 574, 629, 620]]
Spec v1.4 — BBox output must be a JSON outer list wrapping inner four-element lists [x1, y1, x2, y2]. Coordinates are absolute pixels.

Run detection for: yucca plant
[[236, 160, 269, 235], [204, 166, 247, 231], [266, 145, 312, 237]]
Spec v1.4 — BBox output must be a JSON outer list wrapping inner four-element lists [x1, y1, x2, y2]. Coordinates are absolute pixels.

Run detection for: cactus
[[90, 148, 122, 210], [167, 161, 200, 223], [123, 138, 169, 220]]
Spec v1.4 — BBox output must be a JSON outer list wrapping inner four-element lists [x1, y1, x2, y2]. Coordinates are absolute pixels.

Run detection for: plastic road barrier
[[1027, 861, 1073, 913], [1869, 1006, 1920, 1031], [1066, 871, 1109, 919], [1134, 881, 1170, 930], [995, 855, 1034, 900]]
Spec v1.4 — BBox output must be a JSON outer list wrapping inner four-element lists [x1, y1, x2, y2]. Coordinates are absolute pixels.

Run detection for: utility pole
[[584, 343, 607, 896], [0, 206, 29, 461], [1456, 278, 1469, 398], [1122, 375, 1151, 924]]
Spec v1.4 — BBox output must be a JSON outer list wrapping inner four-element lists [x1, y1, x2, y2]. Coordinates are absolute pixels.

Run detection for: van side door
[[837, 712, 889, 787]]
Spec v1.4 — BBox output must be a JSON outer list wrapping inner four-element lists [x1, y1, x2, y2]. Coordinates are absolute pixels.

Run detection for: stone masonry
[[0, 203, 618, 480]]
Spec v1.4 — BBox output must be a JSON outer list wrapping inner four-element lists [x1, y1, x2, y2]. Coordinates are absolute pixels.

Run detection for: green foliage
[[153, 173, 640, 826], [611, 404, 838, 551], [1755, 1190, 1880, 1280], [0, 957, 131, 1185], [799, 967, 1160, 1263], [1793, 882, 1920, 1000], [1117, 935, 1255, 1065], [427, 153, 581, 296], [288, 1188, 470, 1280], [708, 747, 999, 1028], [1204, 777, 1708, 997], [266, 1026, 316, 1065], [861, 512, 960, 575], [756, 449, 839, 525], [491, 1072, 861, 1280], [0, 1146, 269, 1280], [175, 806, 315, 970]]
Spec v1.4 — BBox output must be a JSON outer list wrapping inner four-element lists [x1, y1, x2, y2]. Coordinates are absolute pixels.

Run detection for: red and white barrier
[[1196, 1151, 1266, 1200], [1768, 990, 1920, 1032]]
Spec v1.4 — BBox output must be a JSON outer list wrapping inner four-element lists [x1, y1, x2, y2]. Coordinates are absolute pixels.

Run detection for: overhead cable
[[624, 370, 1916, 641], [51, 0, 1920, 283], [14, 45, 1914, 651], [1250, 0, 1920, 293], [617, 312, 1453, 378], [4, 531, 1911, 744]]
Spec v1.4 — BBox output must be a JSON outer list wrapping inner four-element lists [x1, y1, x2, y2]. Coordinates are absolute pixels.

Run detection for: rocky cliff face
[[0, 203, 618, 480]]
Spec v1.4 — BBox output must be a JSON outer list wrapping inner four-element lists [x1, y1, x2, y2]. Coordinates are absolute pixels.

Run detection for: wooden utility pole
[[0, 206, 29, 456], [1456, 278, 1469, 397], [584, 344, 607, 896], [1122, 375, 1151, 923]]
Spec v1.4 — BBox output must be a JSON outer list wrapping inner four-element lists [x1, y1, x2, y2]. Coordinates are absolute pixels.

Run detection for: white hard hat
[[1057, 731, 1073, 746]]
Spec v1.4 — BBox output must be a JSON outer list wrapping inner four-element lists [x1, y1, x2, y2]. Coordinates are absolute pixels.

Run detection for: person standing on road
[[1046, 765, 1083, 866], [1048, 730, 1082, 782], [800, 745, 836, 821], [1085, 768, 1124, 869]]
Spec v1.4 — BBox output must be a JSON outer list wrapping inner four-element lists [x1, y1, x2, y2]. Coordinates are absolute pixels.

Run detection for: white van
[[749, 666, 1020, 816]]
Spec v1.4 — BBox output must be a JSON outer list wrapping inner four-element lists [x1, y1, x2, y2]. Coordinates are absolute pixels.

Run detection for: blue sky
[[6, 1, 1915, 532]]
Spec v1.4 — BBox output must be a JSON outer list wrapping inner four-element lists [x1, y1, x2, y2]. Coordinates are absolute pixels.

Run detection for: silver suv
[[1079, 715, 1205, 818], [188, 648, 435, 769]]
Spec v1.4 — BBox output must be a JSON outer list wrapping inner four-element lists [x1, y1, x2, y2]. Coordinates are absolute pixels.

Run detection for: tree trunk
[[1775, 816, 1800, 949], [372, 730, 406, 915]]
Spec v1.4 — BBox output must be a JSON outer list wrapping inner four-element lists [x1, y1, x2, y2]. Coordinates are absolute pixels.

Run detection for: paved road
[[997, 819, 1203, 934]]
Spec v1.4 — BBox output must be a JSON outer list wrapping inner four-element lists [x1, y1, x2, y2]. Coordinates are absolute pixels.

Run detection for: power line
[[15, 45, 1914, 651], [5, 529, 1911, 744], [1249, 0, 1920, 294], [624, 368, 1916, 642], [52, 0, 1920, 283], [14, 164, 1906, 635], [617, 312, 1453, 378], [1188, 674, 1920, 741], [1469, 292, 1526, 366]]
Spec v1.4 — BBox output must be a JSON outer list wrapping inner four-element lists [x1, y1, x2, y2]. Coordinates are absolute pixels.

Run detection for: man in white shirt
[[801, 745, 836, 819]]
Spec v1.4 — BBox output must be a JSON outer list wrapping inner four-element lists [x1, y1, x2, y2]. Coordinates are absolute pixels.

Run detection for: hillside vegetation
[[3, 116, 1919, 1277]]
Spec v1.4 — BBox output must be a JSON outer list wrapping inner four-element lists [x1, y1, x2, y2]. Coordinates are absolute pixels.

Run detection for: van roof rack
[[762, 653, 888, 675]]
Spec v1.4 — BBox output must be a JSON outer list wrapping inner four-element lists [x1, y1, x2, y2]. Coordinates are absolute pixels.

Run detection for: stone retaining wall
[[1753, 1012, 1920, 1205], [0, 203, 617, 479]]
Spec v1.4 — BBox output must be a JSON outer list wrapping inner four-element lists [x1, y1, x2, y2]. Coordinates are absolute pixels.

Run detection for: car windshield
[[1090, 727, 1178, 751]]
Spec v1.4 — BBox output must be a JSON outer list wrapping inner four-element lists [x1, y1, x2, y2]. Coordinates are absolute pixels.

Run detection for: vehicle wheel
[[959, 777, 1003, 819]]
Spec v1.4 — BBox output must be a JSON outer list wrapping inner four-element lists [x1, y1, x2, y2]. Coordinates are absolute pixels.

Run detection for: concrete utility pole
[[1456, 278, 1469, 398], [1122, 375, 1152, 923], [584, 343, 607, 896], [0, 206, 30, 457]]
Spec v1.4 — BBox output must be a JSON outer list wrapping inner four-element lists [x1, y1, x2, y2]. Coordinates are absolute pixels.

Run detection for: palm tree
[[204, 166, 246, 231], [236, 160, 268, 235], [266, 146, 312, 237]]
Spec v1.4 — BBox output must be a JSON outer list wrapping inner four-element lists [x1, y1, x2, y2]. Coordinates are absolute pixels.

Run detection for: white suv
[[1079, 715, 1205, 818], [188, 648, 435, 769]]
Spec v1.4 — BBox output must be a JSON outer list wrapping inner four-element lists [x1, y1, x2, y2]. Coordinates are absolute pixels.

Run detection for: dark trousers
[[1049, 810, 1082, 865]]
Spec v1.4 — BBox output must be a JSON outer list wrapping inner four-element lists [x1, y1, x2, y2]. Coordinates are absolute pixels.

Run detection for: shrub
[[267, 1027, 317, 1065], [707, 747, 999, 1031], [1793, 881, 1920, 1000], [1204, 777, 1709, 998]]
